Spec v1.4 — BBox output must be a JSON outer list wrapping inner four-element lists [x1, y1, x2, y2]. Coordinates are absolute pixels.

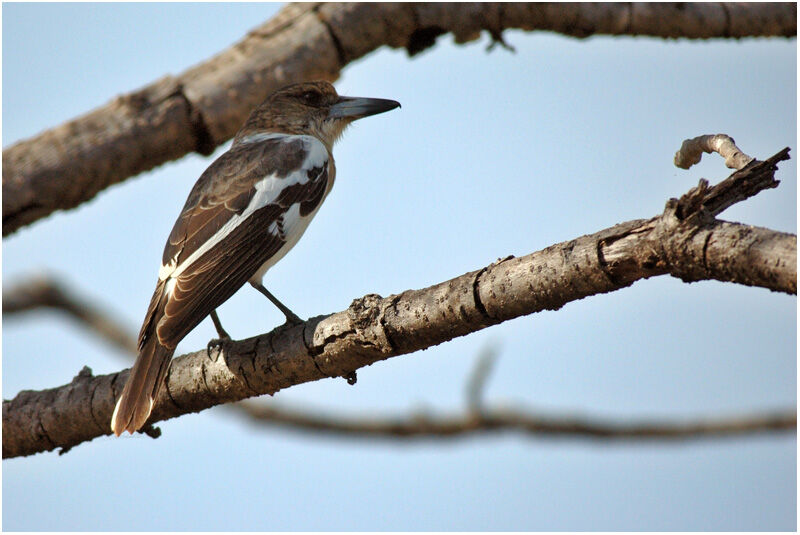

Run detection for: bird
[[111, 81, 400, 436]]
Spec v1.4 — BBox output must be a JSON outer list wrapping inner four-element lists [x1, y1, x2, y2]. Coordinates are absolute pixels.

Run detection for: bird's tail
[[111, 336, 174, 436]]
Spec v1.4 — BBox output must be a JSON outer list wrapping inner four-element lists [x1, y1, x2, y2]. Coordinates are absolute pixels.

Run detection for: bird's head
[[234, 81, 400, 149]]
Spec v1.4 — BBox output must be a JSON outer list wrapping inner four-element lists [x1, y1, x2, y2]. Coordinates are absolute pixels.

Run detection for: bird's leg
[[210, 309, 231, 339], [206, 309, 232, 360], [250, 282, 303, 325]]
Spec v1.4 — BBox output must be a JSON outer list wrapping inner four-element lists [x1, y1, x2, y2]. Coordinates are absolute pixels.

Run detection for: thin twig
[[3, 274, 138, 354], [235, 403, 797, 442], [465, 343, 499, 413]]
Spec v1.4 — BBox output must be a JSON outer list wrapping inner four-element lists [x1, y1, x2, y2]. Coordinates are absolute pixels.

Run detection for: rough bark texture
[[3, 149, 794, 458], [3, 2, 796, 236], [4, 290, 792, 443]]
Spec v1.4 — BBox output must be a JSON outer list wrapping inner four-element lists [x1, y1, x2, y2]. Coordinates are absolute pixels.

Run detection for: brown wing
[[138, 136, 330, 350], [161, 136, 308, 270]]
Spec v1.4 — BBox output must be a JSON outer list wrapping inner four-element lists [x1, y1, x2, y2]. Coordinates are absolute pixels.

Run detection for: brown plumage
[[111, 81, 399, 436]]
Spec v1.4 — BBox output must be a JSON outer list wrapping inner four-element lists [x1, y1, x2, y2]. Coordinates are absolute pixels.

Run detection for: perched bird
[[111, 81, 400, 435]]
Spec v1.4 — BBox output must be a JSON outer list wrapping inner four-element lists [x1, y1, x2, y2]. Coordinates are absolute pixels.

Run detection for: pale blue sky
[[3, 3, 796, 531]]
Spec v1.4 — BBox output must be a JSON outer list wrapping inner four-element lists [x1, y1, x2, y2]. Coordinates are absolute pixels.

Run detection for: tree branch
[[9, 285, 788, 445], [234, 402, 797, 441], [3, 146, 794, 458], [237, 343, 795, 442], [3, 275, 138, 355], [3, 2, 796, 236], [6, 273, 794, 446], [465, 344, 498, 413]]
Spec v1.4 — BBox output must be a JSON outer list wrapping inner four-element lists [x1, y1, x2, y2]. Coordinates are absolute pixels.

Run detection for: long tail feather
[[111, 337, 174, 436]]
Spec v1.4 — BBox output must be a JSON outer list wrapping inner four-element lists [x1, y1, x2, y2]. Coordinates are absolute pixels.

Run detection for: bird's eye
[[302, 91, 322, 106]]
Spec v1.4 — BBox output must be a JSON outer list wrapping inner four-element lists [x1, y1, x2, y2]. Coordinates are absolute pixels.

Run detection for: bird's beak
[[328, 96, 400, 120]]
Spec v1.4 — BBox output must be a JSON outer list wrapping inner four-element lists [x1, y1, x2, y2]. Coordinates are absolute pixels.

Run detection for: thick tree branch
[[7, 274, 794, 445], [10, 287, 788, 445], [3, 2, 795, 236], [3, 147, 794, 458], [234, 403, 797, 441]]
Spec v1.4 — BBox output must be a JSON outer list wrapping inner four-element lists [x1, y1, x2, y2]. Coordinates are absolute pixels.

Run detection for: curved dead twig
[[674, 134, 754, 170]]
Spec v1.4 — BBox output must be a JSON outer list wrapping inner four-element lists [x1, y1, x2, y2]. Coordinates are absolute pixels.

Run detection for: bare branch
[[5, 273, 794, 448], [3, 147, 794, 458], [3, 2, 796, 236], [3, 275, 137, 355], [234, 402, 796, 442], [7, 276, 793, 449]]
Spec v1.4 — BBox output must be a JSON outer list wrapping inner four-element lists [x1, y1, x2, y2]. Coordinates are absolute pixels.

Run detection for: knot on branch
[[72, 366, 95, 384], [406, 26, 446, 56], [345, 293, 395, 355], [139, 424, 162, 439], [348, 294, 384, 329], [343, 371, 358, 385], [663, 179, 715, 227]]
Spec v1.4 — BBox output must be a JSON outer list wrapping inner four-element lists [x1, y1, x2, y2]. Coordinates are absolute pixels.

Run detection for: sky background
[[2, 3, 796, 531]]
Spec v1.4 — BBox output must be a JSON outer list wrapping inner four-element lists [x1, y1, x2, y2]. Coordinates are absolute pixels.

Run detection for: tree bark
[[3, 2, 796, 236], [5, 288, 794, 445], [3, 148, 794, 458]]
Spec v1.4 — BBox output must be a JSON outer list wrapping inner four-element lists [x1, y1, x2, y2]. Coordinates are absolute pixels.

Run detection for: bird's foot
[[206, 334, 232, 362]]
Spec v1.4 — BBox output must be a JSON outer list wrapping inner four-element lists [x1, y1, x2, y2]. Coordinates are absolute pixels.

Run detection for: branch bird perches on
[[3, 138, 794, 458], [4, 271, 794, 447]]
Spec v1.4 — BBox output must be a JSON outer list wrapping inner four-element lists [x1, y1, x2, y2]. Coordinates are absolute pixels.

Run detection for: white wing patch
[[164, 277, 177, 297], [237, 132, 294, 145], [158, 259, 177, 281], [267, 219, 282, 238], [249, 175, 327, 284], [162, 134, 329, 283], [250, 204, 305, 283]]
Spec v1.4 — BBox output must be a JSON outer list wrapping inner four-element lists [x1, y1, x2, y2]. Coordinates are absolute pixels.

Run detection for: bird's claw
[[206, 335, 232, 362]]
